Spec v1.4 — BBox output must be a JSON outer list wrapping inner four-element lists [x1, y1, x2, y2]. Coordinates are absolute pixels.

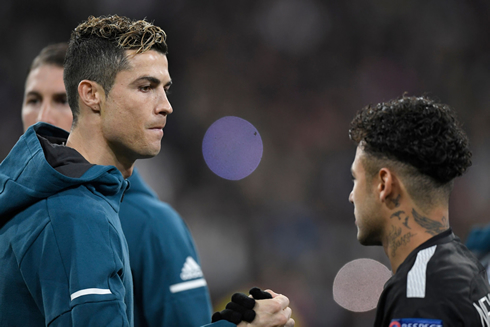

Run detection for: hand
[[211, 292, 256, 324], [237, 290, 294, 327]]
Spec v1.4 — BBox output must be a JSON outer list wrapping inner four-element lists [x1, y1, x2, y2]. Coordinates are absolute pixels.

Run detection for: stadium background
[[1, 0, 490, 325]]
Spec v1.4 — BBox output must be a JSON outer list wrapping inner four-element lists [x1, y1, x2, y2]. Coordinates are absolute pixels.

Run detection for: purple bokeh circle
[[202, 116, 263, 180]]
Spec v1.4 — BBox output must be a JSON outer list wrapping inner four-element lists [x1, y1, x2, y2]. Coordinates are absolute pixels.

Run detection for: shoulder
[[119, 171, 195, 249], [121, 191, 184, 227], [378, 240, 490, 324], [119, 192, 195, 256], [393, 237, 485, 287], [427, 240, 485, 284], [46, 186, 124, 240], [120, 174, 187, 233], [4, 185, 115, 254], [385, 239, 487, 298], [395, 241, 488, 296], [47, 186, 115, 220]]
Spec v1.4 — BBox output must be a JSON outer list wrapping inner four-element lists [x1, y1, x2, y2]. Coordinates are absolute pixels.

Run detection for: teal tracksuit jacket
[[122, 169, 213, 326], [0, 123, 235, 327], [0, 123, 132, 326]]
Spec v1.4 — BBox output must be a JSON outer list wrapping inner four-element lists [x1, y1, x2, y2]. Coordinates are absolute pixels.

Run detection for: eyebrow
[[25, 91, 66, 97], [133, 76, 173, 88]]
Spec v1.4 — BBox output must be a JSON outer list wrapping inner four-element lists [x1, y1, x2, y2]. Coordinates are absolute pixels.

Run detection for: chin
[[137, 145, 161, 159], [357, 229, 382, 246], [138, 151, 160, 159], [358, 238, 382, 246]]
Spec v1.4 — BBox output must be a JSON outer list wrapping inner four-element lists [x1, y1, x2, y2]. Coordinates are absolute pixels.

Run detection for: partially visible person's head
[[22, 43, 72, 132], [349, 94, 472, 211], [29, 43, 67, 71], [64, 15, 168, 126]]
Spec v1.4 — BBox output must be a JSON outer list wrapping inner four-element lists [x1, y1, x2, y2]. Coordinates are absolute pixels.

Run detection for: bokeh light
[[202, 116, 263, 181], [333, 258, 392, 312]]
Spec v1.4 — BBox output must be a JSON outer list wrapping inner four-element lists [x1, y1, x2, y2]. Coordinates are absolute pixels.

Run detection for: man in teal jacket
[[21, 41, 212, 327], [1, 15, 292, 327], [0, 122, 133, 325]]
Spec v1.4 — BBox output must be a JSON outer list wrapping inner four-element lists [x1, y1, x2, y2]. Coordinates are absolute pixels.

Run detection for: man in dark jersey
[[348, 95, 490, 327]]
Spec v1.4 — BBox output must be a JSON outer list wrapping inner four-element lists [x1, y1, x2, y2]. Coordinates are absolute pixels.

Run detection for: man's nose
[[37, 102, 56, 124], [157, 91, 173, 116]]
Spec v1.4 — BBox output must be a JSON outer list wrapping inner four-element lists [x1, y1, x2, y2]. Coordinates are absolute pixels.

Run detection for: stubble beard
[[356, 205, 384, 246], [357, 225, 383, 246]]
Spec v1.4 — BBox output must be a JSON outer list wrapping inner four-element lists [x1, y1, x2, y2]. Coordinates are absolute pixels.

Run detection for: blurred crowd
[[1, 0, 490, 326]]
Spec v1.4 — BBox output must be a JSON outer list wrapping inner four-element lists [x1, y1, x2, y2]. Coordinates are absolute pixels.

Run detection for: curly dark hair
[[64, 15, 168, 125], [349, 95, 472, 185]]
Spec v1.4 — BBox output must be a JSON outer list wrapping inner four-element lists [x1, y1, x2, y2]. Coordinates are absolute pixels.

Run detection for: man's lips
[[149, 126, 164, 137], [149, 123, 165, 129]]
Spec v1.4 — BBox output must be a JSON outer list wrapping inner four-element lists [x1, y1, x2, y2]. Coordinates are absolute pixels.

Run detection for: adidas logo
[[180, 257, 204, 280]]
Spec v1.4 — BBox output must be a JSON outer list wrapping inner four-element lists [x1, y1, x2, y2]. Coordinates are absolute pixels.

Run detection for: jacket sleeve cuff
[[200, 320, 237, 327]]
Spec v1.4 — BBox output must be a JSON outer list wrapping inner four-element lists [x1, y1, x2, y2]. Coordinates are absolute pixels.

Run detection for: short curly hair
[[350, 95, 472, 207], [64, 15, 168, 125]]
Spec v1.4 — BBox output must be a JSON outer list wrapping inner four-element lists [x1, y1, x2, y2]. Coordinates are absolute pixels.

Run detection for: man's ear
[[78, 80, 104, 113], [378, 168, 394, 204]]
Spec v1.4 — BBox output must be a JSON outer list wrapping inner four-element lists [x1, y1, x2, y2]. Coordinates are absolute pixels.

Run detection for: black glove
[[211, 287, 272, 324], [211, 292, 256, 324], [249, 287, 272, 300], [211, 309, 242, 324]]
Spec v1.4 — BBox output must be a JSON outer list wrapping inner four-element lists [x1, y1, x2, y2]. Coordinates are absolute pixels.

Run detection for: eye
[[139, 85, 152, 92], [165, 88, 171, 96], [26, 97, 41, 106], [54, 95, 68, 105], [25, 96, 43, 107]]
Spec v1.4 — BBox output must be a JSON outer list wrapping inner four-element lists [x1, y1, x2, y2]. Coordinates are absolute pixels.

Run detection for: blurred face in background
[[22, 64, 73, 132]]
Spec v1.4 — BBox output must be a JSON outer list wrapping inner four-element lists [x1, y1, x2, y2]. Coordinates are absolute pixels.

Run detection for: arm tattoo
[[388, 225, 416, 257], [390, 211, 411, 229], [412, 209, 448, 235]]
